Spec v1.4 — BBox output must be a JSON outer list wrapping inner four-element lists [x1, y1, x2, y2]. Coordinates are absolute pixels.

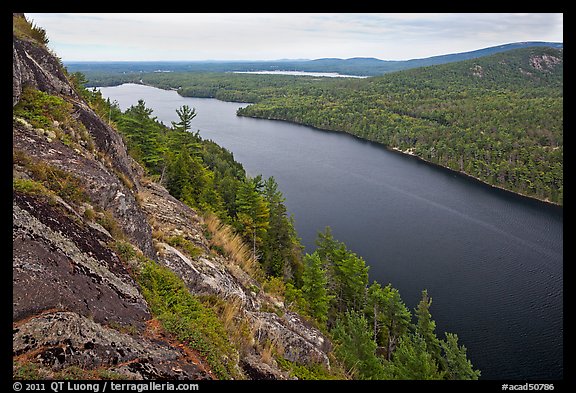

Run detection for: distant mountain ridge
[[67, 41, 563, 78]]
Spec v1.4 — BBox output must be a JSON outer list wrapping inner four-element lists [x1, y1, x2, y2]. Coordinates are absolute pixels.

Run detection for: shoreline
[[236, 107, 563, 209], [111, 82, 563, 209]]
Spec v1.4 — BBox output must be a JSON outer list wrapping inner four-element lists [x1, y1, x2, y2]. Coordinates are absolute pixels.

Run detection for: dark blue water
[[99, 83, 563, 380]]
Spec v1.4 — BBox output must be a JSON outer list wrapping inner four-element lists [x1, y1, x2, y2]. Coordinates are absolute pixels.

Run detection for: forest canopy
[[74, 46, 563, 205]]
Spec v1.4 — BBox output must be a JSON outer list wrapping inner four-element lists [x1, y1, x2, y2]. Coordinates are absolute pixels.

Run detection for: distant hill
[[66, 41, 563, 79], [370, 45, 564, 90], [291, 42, 564, 75], [234, 45, 563, 204]]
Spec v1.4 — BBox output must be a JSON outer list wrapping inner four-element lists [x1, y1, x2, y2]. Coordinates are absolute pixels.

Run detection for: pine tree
[[366, 282, 411, 360], [314, 227, 368, 314], [261, 176, 302, 279], [331, 311, 385, 379], [301, 252, 332, 325], [441, 333, 481, 380], [382, 333, 444, 380], [414, 289, 443, 366], [235, 176, 270, 260], [172, 104, 197, 132]]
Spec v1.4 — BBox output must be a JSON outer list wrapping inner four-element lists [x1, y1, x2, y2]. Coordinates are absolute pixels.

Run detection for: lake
[[99, 83, 563, 380], [232, 70, 368, 78]]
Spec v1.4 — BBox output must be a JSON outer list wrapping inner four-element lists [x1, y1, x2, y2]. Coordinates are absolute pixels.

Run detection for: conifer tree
[[172, 104, 196, 132], [366, 282, 411, 360], [235, 176, 270, 259], [331, 311, 385, 379], [441, 333, 481, 380], [301, 252, 331, 325], [383, 333, 444, 380], [414, 289, 443, 366]]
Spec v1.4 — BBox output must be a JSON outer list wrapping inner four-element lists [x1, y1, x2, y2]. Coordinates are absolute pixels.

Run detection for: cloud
[[26, 13, 563, 61]]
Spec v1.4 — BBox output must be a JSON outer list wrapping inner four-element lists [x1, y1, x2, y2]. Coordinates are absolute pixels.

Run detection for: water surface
[[99, 83, 563, 380]]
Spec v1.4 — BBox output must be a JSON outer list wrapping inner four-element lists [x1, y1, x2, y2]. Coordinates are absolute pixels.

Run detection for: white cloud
[[26, 13, 563, 61]]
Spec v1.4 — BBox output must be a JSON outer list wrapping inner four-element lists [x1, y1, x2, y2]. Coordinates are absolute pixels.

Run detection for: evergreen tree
[[261, 176, 302, 279], [118, 99, 166, 171], [172, 104, 197, 132], [235, 176, 270, 260], [414, 289, 443, 366], [314, 227, 368, 314], [382, 333, 444, 380], [366, 282, 411, 360], [441, 333, 481, 380], [331, 311, 385, 380], [301, 252, 332, 325]]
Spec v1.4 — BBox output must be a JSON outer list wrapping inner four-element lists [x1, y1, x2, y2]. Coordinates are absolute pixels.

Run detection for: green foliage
[[235, 175, 270, 258], [275, 357, 343, 380], [13, 360, 129, 380], [14, 87, 73, 130], [301, 252, 332, 325], [172, 104, 197, 131], [414, 289, 443, 365], [64, 77, 482, 381], [107, 47, 563, 204], [441, 333, 481, 380], [261, 176, 303, 280], [315, 227, 369, 316], [13, 14, 49, 45], [382, 333, 444, 380], [13, 151, 89, 206], [14, 86, 95, 152], [13, 178, 50, 197], [365, 281, 411, 360], [137, 260, 240, 379], [165, 235, 203, 259], [331, 311, 385, 379]]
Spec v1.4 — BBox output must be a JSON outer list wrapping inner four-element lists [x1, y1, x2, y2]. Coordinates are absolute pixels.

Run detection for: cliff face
[[13, 14, 331, 380]]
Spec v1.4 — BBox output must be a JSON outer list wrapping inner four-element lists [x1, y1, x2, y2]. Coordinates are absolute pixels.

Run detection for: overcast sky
[[26, 13, 563, 62]]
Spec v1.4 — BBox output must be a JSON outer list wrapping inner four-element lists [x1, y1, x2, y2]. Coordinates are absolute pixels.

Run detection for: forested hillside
[[90, 46, 562, 204], [67, 41, 561, 78], [71, 85, 481, 380], [13, 10, 481, 378], [239, 47, 564, 204]]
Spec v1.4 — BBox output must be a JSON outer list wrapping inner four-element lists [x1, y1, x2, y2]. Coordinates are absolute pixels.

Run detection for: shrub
[[13, 14, 49, 45], [137, 260, 240, 379]]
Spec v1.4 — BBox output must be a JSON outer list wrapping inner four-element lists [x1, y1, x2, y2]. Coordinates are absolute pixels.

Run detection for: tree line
[[79, 46, 562, 205], [75, 80, 480, 380]]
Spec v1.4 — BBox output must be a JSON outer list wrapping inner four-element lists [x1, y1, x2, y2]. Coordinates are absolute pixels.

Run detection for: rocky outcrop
[[13, 36, 79, 106], [13, 192, 149, 327], [141, 180, 332, 373], [13, 14, 333, 380], [13, 312, 213, 380]]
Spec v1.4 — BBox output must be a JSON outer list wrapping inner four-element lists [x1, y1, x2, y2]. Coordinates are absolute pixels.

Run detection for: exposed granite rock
[[140, 181, 332, 373], [13, 36, 79, 106], [13, 311, 213, 380], [240, 354, 291, 380], [13, 120, 155, 260], [13, 15, 334, 380], [13, 192, 150, 329], [245, 311, 331, 368]]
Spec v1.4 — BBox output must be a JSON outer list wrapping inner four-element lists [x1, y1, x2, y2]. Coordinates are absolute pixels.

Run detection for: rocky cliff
[[13, 13, 331, 380]]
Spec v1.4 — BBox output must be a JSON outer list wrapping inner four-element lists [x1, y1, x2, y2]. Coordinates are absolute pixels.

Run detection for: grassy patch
[[204, 213, 262, 280], [13, 150, 88, 206], [165, 235, 203, 259], [13, 14, 49, 45], [275, 357, 344, 380], [14, 87, 95, 152], [137, 260, 241, 379], [13, 178, 51, 197], [13, 360, 129, 380], [14, 87, 71, 130]]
